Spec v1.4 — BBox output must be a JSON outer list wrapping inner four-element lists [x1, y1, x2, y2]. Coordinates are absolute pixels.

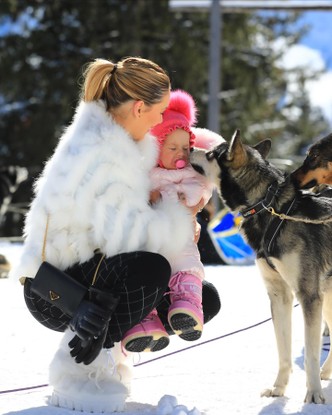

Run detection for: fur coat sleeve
[[10, 101, 193, 283]]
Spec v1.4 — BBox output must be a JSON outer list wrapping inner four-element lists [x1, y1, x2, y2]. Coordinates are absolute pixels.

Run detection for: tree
[[0, 0, 330, 234]]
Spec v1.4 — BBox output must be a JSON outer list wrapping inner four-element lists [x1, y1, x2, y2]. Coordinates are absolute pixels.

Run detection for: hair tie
[[111, 64, 117, 75]]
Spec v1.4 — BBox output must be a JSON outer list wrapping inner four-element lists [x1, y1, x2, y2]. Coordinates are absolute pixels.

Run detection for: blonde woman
[[11, 57, 220, 412]]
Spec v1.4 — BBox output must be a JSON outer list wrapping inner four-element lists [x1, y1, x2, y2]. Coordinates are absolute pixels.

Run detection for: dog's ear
[[253, 139, 272, 159], [227, 129, 248, 168]]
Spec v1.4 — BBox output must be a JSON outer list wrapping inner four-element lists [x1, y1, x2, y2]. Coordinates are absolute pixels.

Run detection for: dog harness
[[240, 180, 298, 267], [263, 197, 297, 256], [241, 181, 281, 218]]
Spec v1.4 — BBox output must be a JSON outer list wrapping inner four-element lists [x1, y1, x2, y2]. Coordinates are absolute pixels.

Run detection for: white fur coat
[[11, 100, 192, 282]]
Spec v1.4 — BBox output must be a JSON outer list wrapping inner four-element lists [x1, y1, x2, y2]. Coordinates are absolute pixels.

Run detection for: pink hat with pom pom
[[151, 89, 197, 148]]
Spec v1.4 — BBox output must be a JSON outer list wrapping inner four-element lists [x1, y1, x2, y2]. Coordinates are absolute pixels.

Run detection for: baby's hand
[[150, 190, 161, 204], [190, 197, 205, 217], [194, 219, 201, 243]]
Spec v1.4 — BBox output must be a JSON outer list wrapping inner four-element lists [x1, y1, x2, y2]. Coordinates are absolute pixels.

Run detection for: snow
[[1, 241, 332, 414]]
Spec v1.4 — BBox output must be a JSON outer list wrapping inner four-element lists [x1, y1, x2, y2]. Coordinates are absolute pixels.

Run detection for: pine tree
[[0, 0, 330, 234]]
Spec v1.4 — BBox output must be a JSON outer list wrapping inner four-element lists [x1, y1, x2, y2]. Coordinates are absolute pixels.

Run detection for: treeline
[[0, 0, 330, 234]]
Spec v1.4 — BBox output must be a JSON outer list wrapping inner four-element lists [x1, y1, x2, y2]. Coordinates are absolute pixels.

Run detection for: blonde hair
[[82, 57, 170, 110]]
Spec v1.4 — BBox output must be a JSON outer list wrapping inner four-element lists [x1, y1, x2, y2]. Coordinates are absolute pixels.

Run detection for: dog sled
[[207, 208, 255, 266]]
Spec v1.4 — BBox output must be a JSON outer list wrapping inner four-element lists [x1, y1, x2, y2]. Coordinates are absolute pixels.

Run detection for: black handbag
[[27, 215, 88, 317], [30, 261, 87, 317]]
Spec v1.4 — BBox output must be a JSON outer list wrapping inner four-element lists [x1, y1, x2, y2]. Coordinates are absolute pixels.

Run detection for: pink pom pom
[[168, 90, 197, 126]]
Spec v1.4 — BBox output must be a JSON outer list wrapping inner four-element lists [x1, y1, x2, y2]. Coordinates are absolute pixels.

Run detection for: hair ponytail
[[81, 57, 170, 111], [82, 59, 117, 102]]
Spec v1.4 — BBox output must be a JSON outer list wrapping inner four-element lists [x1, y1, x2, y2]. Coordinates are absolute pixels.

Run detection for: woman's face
[[159, 129, 190, 170], [132, 91, 170, 141]]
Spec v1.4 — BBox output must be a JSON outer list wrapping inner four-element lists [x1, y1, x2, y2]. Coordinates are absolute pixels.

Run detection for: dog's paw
[[260, 387, 285, 398], [304, 389, 325, 404], [321, 357, 332, 380], [320, 368, 332, 380]]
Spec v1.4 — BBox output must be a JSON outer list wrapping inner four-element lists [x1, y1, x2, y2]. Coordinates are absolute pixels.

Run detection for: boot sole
[[169, 312, 203, 341], [124, 335, 169, 353]]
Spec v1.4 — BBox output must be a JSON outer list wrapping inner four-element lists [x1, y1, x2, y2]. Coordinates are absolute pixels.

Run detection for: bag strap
[[91, 253, 105, 286], [42, 214, 104, 286], [42, 215, 50, 262], [18, 214, 50, 286]]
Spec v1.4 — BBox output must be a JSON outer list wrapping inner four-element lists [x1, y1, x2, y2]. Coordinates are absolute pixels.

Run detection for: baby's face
[[159, 129, 190, 170]]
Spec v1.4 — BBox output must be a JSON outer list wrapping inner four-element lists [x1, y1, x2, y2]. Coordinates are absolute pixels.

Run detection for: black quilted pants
[[24, 251, 221, 346]]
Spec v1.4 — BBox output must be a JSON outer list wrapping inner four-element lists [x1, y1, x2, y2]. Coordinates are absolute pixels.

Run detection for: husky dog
[[292, 132, 332, 188], [190, 130, 332, 404]]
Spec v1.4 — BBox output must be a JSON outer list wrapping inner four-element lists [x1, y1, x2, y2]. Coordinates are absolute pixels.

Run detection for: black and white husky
[[190, 129, 332, 404]]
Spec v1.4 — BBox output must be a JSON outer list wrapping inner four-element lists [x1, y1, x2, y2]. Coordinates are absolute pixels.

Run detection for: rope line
[[0, 315, 274, 395], [2, 303, 328, 396], [0, 383, 49, 394], [134, 315, 274, 367], [264, 206, 332, 223]]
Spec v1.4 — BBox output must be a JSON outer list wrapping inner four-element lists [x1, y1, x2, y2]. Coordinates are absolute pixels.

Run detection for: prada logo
[[49, 290, 60, 301]]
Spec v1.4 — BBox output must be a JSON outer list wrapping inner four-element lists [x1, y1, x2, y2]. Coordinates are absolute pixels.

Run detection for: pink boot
[[122, 309, 169, 353], [168, 272, 203, 341]]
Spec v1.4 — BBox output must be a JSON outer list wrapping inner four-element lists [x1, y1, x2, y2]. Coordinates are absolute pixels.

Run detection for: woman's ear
[[133, 100, 144, 118]]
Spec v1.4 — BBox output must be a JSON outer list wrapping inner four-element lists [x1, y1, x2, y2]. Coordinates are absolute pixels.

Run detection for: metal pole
[[208, 0, 223, 211], [208, 0, 221, 133], [170, 0, 332, 12]]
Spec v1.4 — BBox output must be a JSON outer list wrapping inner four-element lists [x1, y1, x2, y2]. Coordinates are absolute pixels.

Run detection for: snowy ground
[[1, 241, 332, 415]]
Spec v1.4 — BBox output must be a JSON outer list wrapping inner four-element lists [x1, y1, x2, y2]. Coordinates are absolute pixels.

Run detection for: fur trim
[[192, 127, 225, 150], [49, 330, 132, 412], [150, 166, 213, 207], [145, 199, 192, 263]]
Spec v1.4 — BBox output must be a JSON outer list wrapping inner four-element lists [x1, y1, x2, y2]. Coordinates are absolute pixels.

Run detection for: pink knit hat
[[151, 89, 197, 148]]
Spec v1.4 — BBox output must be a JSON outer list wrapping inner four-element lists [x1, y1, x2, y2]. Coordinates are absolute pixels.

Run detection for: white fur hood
[[11, 100, 192, 282]]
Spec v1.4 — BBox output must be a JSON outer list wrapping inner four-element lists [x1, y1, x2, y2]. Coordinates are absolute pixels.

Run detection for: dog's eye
[[308, 153, 319, 166]]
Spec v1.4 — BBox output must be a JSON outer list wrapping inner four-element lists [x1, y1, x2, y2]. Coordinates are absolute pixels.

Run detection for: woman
[[10, 57, 220, 413]]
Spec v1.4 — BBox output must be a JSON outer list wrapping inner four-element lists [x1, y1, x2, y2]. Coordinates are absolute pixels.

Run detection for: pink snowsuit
[[150, 165, 214, 280]]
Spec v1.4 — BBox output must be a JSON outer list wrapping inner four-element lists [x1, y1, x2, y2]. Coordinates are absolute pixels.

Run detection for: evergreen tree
[[1, 1, 329, 167], [0, 0, 330, 234]]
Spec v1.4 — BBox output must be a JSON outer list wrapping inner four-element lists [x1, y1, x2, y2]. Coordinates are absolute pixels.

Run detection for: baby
[[122, 90, 222, 352]]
